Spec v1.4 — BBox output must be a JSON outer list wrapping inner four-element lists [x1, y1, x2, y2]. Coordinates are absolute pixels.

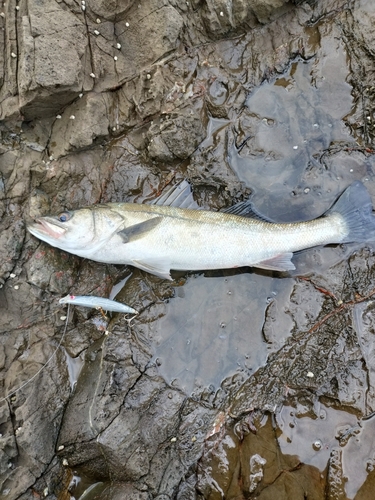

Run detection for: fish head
[[27, 208, 100, 253]]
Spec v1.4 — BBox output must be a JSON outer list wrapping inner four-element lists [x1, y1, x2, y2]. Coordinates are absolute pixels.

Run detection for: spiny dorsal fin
[[151, 180, 201, 209], [151, 179, 275, 222]]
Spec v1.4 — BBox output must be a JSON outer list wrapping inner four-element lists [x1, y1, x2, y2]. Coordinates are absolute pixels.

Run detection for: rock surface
[[1, 0, 375, 499]]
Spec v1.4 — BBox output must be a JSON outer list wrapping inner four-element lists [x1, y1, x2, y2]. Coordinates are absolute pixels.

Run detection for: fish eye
[[57, 211, 71, 223]]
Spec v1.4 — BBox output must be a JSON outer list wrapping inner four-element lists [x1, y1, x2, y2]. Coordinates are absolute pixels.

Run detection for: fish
[[59, 295, 138, 314], [27, 180, 375, 280]]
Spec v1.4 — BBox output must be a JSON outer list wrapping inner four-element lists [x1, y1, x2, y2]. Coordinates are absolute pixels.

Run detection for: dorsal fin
[[222, 199, 275, 222], [151, 180, 201, 209], [151, 180, 275, 222]]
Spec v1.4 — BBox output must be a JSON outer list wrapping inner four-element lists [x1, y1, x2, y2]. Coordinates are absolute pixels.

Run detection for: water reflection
[[229, 41, 358, 221], [277, 404, 375, 498], [148, 271, 295, 393]]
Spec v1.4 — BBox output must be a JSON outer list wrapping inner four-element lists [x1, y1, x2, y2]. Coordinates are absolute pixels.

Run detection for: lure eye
[[58, 211, 71, 223]]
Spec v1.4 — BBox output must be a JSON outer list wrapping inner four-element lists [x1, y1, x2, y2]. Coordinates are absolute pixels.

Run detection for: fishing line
[[0, 304, 71, 404]]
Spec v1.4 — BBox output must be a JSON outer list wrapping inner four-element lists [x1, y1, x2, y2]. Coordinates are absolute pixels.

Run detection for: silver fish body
[[27, 181, 375, 279]]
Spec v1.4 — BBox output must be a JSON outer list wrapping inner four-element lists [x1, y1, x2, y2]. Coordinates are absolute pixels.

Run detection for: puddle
[[229, 35, 359, 222], [200, 117, 231, 150], [277, 404, 375, 499], [147, 272, 295, 393], [201, 406, 375, 499]]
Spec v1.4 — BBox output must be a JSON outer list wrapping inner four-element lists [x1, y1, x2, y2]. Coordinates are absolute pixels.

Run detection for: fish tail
[[326, 181, 375, 243]]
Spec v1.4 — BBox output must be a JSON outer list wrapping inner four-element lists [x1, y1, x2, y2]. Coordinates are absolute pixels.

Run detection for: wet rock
[[147, 108, 207, 161], [30, 150, 113, 210], [25, 245, 79, 294], [17, 0, 90, 120], [197, 414, 326, 499], [88, 0, 133, 22], [0, 406, 18, 480], [107, 5, 184, 84], [327, 448, 346, 499], [230, 249, 375, 421], [99, 483, 151, 500], [0, 217, 24, 281], [57, 310, 219, 495], [249, 453, 267, 492], [49, 93, 111, 158], [4, 148, 42, 200], [199, 0, 294, 38], [1, 0, 375, 498], [0, 323, 71, 498], [352, 301, 375, 413], [250, 0, 296, 23], [21, 118, 54, 153], [28, 189, 51, 220], [133, 68, 167, 120], [341, 2, 375, 146], [355, 467, 375, 500], [188, 151, 243, 206], [58, 320, 196, 490]]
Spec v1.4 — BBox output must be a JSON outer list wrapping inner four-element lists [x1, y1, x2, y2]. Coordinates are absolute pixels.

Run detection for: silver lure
[[59, 295, 138, 314]]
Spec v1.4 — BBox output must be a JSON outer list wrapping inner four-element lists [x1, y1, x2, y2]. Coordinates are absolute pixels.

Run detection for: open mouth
[[29, 217, 67, 240]]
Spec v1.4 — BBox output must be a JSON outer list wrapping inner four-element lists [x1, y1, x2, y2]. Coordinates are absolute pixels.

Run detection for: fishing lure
[[59, 294, 138, 315], [1, 296, 138, 404]]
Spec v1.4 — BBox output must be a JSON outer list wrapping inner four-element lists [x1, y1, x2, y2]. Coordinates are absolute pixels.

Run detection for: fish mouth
[[28, 217, 68, 240]]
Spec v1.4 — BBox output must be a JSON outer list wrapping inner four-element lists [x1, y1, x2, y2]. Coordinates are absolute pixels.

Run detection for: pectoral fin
[[255, 253, 295, 272], [117, 217, 163, 243], [132, 258, 172, 280]]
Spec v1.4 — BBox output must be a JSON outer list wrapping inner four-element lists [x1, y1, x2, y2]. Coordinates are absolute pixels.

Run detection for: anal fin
[[132, 258, 172, 280], [254, 253, 295, 272]]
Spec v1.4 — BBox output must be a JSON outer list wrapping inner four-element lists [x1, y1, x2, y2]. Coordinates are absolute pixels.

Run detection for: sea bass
[[27, 181, 375, 280]]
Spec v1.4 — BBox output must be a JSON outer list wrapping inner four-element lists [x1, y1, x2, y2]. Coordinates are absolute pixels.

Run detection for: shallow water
[[148, 272, 294, 393], [277, 404, 375, 499], [229, 38, 364, 221]]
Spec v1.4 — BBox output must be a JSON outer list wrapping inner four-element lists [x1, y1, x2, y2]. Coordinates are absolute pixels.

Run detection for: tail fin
[[326, 181, 375, 243]]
